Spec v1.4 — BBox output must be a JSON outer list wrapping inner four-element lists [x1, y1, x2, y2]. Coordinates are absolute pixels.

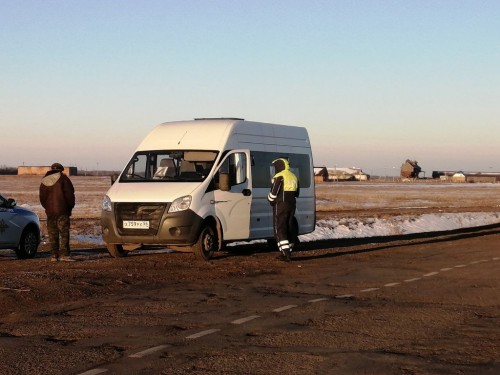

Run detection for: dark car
[[0, 193, 41, 258]]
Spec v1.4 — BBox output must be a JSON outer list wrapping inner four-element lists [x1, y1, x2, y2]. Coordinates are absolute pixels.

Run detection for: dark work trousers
[[272, 201, 296, 254], [47, 215, 71, 256]]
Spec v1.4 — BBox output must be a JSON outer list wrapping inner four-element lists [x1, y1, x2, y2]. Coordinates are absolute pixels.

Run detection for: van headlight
[[168, 195, 192, 213], [102, 195, 112, 212]]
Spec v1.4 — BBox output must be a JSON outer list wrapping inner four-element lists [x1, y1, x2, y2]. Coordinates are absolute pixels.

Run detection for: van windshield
[[120, 150, 219, 182]]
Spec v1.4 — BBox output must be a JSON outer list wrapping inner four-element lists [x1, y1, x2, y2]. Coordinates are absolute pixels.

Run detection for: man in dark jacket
[[39, 163, 75, 262], [268, 158, 300, 261]]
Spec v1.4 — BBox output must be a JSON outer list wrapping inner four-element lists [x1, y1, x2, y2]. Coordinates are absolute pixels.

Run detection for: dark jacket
[[39, 171, 75, 217], [268, 158, 299, 205]]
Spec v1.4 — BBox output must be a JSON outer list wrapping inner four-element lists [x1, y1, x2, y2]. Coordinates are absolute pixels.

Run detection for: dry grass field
[[3, 175, 500, 219], [1, 175, 110, 219], [316, 180, 500, 218], [2, 175, 500, 248], [1, 175, 499, 375]]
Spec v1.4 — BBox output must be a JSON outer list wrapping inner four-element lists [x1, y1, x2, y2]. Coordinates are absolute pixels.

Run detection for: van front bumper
[[101, 206, 203, 246]]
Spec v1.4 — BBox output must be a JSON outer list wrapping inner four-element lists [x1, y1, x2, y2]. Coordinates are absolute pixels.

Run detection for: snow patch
[[300, 212, 500, 242], [71, 212, 500, 246]]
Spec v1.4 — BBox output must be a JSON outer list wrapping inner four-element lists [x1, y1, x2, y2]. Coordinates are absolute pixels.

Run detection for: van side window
[[216, 152, 247, 188], [251, 151, 311, 188], [231, 153, 247, 185]]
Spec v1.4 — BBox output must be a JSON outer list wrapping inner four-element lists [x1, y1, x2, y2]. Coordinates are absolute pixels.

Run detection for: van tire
[[193, 224, 217, 260], [16, 227, 39, 259], [107, 244, 128, 257]]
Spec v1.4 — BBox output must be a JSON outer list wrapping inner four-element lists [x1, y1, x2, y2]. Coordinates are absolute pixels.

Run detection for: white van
[[101, 118, 315, 260]]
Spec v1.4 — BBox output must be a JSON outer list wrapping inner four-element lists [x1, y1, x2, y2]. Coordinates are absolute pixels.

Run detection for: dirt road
[[1, 224, 499, 375]]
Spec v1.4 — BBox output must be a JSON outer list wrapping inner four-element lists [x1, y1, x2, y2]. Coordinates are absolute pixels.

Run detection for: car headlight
[[168, 195, 192, 213], [102, 195, 112, 212]]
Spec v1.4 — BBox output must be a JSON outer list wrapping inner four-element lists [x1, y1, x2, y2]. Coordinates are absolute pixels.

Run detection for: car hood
[[14, 205, 36, 215], [4, 205, 40, 225]]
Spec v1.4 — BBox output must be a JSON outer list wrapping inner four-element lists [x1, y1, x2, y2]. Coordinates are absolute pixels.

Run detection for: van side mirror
[[111, 174, 119, 185], [219, 173, 230, 191], [7, 198, 16, 208]]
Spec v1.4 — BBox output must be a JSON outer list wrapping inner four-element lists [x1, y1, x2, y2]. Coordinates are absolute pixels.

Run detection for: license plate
[[123, 220, 150, 229]]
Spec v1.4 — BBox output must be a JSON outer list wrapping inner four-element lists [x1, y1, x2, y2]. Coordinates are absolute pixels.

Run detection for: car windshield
[[120, 150, 219, 182]]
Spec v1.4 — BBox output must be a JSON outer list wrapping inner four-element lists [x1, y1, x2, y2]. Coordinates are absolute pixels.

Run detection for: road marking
[[360, 287, 379, 292], [334, 294, 354, 299], [70, 255, 498, 375], [129, 345, 170, 358], [308, 298, 328, 303], [404, 277, 421, 283], [0, 286, 31, 292], [77, 369, 108, 375], [231, 315, 260, 325], [423, 272, 439, 277], [273, 305, 297, 312], [384, 282, 400, 287], [186, 329, 220, 339]]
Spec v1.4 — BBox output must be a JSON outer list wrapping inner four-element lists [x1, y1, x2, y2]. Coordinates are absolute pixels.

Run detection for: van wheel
[[107, 244, 128, 257], [193, 224, 217, 260], [16, 227, 39, 259]]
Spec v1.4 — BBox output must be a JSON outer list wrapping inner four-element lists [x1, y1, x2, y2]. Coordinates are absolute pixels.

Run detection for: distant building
[[466, 173, 500, 183], [432, 171, 457, 179], [313, 167, 329, 183], [17, 166, 78, 176], [433, 170, 500, 183], [326, 167, 369, 181], [452, 172, 466, 183], [400, 160, 422, 179]]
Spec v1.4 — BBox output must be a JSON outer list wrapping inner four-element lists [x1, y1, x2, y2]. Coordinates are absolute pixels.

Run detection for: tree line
[[0, 166, 17, 175]]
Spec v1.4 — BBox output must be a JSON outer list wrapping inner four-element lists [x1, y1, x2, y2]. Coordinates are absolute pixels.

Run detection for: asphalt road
[[1, 226, 499, 375]]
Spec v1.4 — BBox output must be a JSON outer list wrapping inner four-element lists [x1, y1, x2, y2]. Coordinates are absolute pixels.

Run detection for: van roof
[[136, 119, 310, 152], [194, 117, 244, 121]]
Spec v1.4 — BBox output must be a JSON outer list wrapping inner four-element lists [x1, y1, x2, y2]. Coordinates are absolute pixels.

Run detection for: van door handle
[[242, 189, 251, 196], [210, 200, 228, 204]]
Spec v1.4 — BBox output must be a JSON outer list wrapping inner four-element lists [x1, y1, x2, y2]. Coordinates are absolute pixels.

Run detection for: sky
[[1, 0, 499, 175]]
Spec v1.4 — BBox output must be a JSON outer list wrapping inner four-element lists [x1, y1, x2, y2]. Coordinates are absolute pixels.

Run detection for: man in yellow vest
[[268, 158, 300, 261]]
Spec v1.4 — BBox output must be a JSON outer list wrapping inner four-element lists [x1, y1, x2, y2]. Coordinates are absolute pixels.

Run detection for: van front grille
[[115, 203, 168, 236]]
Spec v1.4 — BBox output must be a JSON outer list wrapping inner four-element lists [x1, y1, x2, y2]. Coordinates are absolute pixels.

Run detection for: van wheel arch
[[193, 217, 221, 260], [106, 244, 128, 257], [215, 217, 224, 251]]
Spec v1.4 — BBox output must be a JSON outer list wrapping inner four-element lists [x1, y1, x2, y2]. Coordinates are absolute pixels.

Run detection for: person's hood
[[41, 171, 61, 187], [272, 158, 290, 173]]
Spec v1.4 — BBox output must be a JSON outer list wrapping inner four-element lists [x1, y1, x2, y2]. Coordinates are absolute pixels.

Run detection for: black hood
[[272, 159, 286, 173]]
